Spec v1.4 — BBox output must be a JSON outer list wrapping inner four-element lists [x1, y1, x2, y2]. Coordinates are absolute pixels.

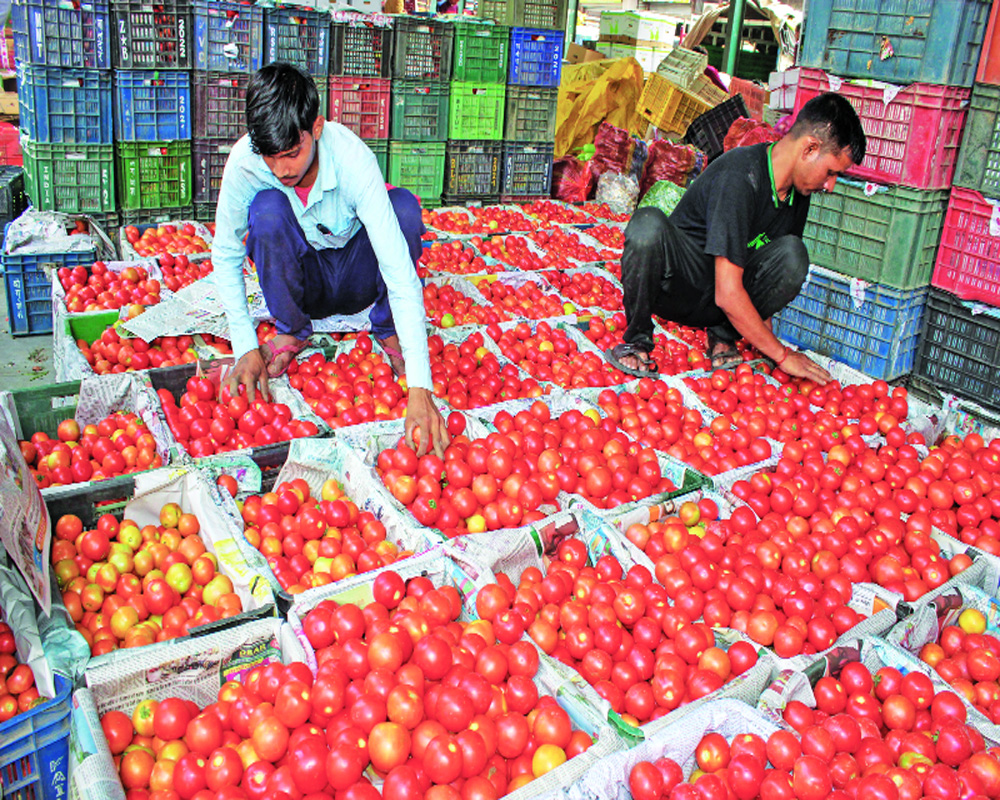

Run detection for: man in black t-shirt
[[610, 93, 866, 384]]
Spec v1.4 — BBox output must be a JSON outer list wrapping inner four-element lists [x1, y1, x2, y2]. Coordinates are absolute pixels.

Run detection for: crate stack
[[191, 1, 265, 224], [770, 0, 994, 383]]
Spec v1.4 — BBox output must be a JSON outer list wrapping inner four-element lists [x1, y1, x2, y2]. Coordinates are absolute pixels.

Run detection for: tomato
[[900, 671, 935, 710], [782, 700, 814, 733], [424, 734, 463, 784], [793, 755, 832, 800], [205, 746, 243, 791], [696, 732, 730, 773], [251, 715, 289, 762], [839, 662, 874, 696], [325, 745, 366, 792], [727, 754, 765, 800], [120, 748, 155, 790], [495, 712, 529, 758], [154, 697, 192, 741], [814, 677, 847, 714], [930, 690, 967, 724], [101, 710, 134, 755], [629, 762, 663, 800], [185, 712, 223, 757], [766, 731, 801, 772], [935, 722, 973, 767], [874, 667, 902, 701], [173, 753, 208, 799], [368, 722, 411, 773], [274, 680, 312, 729], [881, 694, 916, 731]]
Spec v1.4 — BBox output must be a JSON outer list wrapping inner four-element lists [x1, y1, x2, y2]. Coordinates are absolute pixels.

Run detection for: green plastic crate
[[391, 81, 450, 142], [388, 141, 445, 209], [802, 178, 949, 289], [4, 380, 86, 439], [116, 140, 193, 211], [64, 310, 119, 346], [504, 85, 558, 142], [954, 82, 1000, 196], [365, 138, 388, 177], [452, 21, 509, 83], [448, 82, 506, 141], [477, 0, 567, 30], [22, 141, 116, 213]]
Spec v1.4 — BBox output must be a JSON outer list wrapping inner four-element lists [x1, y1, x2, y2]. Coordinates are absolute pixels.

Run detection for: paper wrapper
[[0, 562, 56, 697]]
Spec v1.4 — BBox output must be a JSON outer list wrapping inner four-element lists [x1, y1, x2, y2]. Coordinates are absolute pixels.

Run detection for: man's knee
[[248, 189, 295, 234], [625, 207, 669, 255], [388, 187, 424, 240], [771, 235, 808, 287]]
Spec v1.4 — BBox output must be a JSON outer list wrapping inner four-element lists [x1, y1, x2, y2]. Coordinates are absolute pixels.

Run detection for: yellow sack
[[555, 57, 647, 158]]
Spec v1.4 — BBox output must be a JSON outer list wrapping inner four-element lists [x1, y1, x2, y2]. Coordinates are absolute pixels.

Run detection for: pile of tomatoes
[[521, 200, 597, 226], [418, 241, 499, 276], [0, 621, 48, 723], [423, 281, 511, 328]]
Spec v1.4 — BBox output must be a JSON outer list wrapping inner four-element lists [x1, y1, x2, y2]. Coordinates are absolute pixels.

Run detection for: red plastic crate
[[979, 0, 1000, 85], [328, 76, 391, 140], [728, 77, 764, 122], [793, 68, 969, 190], [0, 123, 22, 166], [932, 186, 1000, 306]]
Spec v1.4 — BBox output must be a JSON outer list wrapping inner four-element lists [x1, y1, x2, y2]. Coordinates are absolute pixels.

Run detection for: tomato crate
[[193, 201, 215, 224], [193, 71, 248, 142], [915, 288, 1000, 412], [728, 76, 766, 121], [3, 238, 96, 336], [22, 141, 116, 213], [803, 178, 949, 289], [773, 265, 928, 381], [504, 85, 557, 142], [121, 205, 195, 227], [655, 46, 708, 90], [477, 0, 567, 30], [501, 141, 553, 199], [391, 16, 454, 82], [330, 15, 393, 78], [793, 68, 970, 189], [263, 7, 330, 77], [443, 139, 503, 203], [115, 140, 192, 211], [16, 64, 113, 145], [0, 124, 22, 167], [11, 0, 111, 69], [193, 0, 264, 74], [0, 167, 28, 231], [448, 81, 506, 141], [193, 139, 232, 205], [637, 72, 712, 137], [366, 138, 388, 177], [391, 80, 450, 142], [388, 141, 446, 208], [328, 76, 391, 140], [113, 69, 191, 142], [508, 27, 563, 87], [452, 20, 509, 83], [932, 186, 1000, 305], [800, 0, 992, 87], [110, 0, 192, 69], [682, 94, 750, 162], [979, 0, 1000, 85], [954, 82, 1000, 196]]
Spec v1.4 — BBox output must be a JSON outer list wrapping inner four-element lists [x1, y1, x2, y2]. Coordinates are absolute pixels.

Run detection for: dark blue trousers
[[245, 187, 425, 342]]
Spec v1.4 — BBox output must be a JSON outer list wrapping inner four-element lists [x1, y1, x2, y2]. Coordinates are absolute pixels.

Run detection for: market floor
[[0, 280, 55, 390]]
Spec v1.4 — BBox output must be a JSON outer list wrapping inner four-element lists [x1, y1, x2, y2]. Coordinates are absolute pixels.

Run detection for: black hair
[[246, 63, 320, 156], [790, 92, 867, 166]]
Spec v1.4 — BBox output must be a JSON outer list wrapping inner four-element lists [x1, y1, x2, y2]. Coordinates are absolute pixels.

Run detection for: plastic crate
[[11, 0, 111, 69], [114, 70, 192, 141], [508, 27, 563, 87], [3, 245, 96, 336], [690, 74, 729, 107], [773, 265, 928, 381], [931, 186, 1000, 305], [116, 140, 192, 211], [0, 673, 72, 800], [915, 288, 1000, 412], [452, 20, 509, 83], [794, 68, 970, 190], [330, 17, 393, 78], [16, 64, 113, 145], [263, 7, 330, 77], [22, 141, 116, 213], [979, 0, 1000, 85], [110, 0, 192, 69], [0, 124, 22, 167], [444, 139, 502, 200], [388, 141, 446, 208], [366, 138, 388, 177], [683, 94, 750, 162], [800, 0, 991, 87], [501, 141, 553, 198], [804, 178, 948, 290], [636, 72, 712, 137], [123, 205, 195, 228], [655, 47, 708, 89], [391, 16, 454, 81], [954, 83, 1000, 196], [502, 85, 557, 143], [193, 72, 248, 142], [728, 76, 766, 121], [193, 0, 264, 74], [193, 201, 215, 223], [329, 76, 391, 140], [448, 82, 506, 141], [193, 139, 232, 204], [477, 0, 567, 30], [391, 80, 451, 142], [0, 167, 28, 231], [314, 76, 329, 121]]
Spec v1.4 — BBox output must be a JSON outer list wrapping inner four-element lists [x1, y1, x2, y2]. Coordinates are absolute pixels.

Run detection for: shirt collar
[[767, 143, 793, 208], [295, 125, 337, 208]]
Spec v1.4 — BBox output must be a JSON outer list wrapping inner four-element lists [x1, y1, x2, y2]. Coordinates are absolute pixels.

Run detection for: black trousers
[[621, 206, 809, 352]]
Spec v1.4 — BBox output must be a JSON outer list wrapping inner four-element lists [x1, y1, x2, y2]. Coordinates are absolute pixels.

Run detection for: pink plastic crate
[[0, 122, 22, 166], [793, 68, 969, 190], [932, 186, 1000, 306], [328, 76, 391, 140], [728, 77, 765, 122]]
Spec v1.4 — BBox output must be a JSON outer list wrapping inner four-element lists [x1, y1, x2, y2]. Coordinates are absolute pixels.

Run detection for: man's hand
[[779, 351, 832, 385], [227, 348, 270, 404], [405, 387, 449, 458]]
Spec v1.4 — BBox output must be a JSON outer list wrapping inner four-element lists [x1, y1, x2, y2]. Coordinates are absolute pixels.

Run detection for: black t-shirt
[[669, 142, 811, 271]]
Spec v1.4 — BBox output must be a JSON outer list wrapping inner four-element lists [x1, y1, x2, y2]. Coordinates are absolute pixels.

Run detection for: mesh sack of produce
[[723, 117, 782, 153], [639, 138, 703, 196], [637, 179, 686, 217], [552, 156, 597, 203]]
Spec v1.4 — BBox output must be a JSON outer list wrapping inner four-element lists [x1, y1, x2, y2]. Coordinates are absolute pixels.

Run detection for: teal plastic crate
[[17, 63, 113, 144], [116, 140, 192, 211], [448, 82, 506, 140], [388, 141, 446, 208], [391, 80, 450, 141], [366, 139, 388, 178], [954, 82, 1000, 196], [22, 141, 116, 213], [452, 21, 509, 82]]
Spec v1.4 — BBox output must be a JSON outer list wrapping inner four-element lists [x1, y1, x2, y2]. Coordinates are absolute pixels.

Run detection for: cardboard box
[[598, 40, 671, 72], [567, 42, 606, 63], [768, 68, 800, 111], [599, 11, 679, 46]]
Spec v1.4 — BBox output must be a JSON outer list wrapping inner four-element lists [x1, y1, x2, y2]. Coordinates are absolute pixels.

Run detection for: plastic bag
[[637, 180, 687, 217], [552, 157, 597, 203], [556, 58, 646, 158], [594, 172, 639, 216]]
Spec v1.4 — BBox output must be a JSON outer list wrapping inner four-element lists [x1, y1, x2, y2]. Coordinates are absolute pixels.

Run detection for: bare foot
[[376, 334, 406, 377], [260, 333, 308, 378]]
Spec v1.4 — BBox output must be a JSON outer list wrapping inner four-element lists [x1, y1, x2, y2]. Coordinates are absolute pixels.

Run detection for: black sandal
[[606, 342, 659, 378], [705, 330, 743, 370]]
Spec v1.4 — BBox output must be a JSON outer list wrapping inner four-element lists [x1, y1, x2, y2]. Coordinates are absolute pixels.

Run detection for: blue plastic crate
[[3, 244, 96, 336], [114, 70, 192, 142], [508, 27, 563, 87], [11, 0, 112, 69], [17, 64, 113, 145], [773, 265, 928, 381], [264, 7, 330, 77], [800, 0, 992, 87], [193, 0, 264, 74], [0, 673, 72, 800]]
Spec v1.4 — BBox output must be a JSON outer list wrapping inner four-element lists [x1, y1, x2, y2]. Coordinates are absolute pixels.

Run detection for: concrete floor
[[0, 279, 55, 391]]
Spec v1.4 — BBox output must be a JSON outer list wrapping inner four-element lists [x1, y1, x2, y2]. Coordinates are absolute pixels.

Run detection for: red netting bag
[[639, 139, 701, 197], [723, 118, 782, 152], [552, 157, 596, 203]]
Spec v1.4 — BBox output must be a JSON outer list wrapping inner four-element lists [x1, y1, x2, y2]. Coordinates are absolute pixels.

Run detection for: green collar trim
[[767, 143, 793, 208]]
